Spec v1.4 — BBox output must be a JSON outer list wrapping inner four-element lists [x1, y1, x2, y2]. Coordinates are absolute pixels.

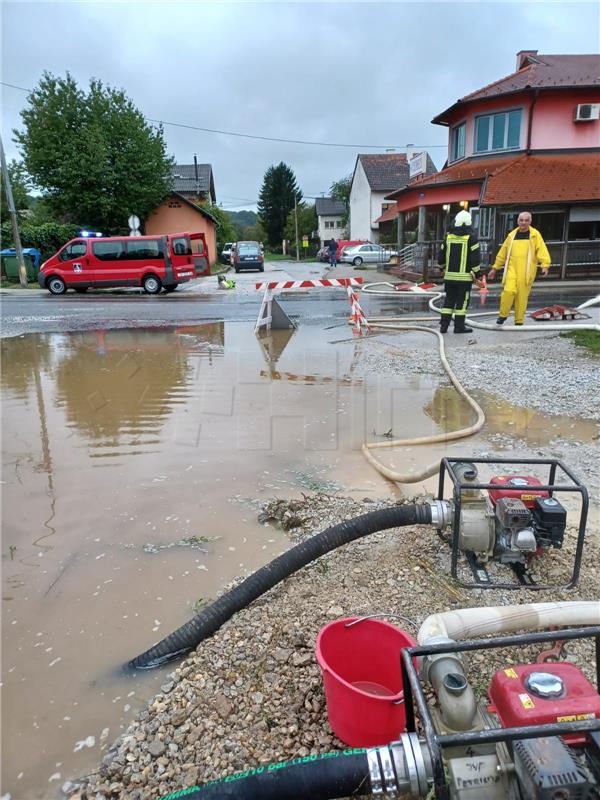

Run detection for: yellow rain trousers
[[494, 227, 551, 324]]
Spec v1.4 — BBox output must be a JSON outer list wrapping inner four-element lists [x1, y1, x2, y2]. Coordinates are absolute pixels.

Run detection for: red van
[[38, 232, 209, 295]]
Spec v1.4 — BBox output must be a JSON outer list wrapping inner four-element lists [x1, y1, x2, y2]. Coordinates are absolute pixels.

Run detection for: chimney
[[405, 143, 414, 162], [516, 49, 538, 70], [193, 154, 199, 195]]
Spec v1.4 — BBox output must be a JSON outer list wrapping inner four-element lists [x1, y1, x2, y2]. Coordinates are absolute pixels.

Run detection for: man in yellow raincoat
[[488, 212, 551, 325]]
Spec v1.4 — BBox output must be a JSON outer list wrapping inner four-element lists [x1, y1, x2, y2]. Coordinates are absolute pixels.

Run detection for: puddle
[[425, 386, 598, 447], [1, 321, 593, 798]]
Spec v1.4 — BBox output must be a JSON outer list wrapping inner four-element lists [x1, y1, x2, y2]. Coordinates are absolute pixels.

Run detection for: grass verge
[[560, 330, 600, 354]]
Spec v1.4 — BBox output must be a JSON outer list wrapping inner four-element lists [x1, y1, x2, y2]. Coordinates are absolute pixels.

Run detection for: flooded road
[[1, 321, 597, 799]]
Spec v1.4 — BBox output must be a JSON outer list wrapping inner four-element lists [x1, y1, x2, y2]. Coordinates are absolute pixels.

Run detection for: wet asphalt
[[1, 259, 597, 338]]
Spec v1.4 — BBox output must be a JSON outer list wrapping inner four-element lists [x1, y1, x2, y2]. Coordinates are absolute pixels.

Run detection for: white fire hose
[[358, 283, 599, 484]]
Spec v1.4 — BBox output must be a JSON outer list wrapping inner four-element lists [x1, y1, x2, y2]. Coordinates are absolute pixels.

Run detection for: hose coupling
[[367, 734, 432, 797], [428, 499, 453, 529]]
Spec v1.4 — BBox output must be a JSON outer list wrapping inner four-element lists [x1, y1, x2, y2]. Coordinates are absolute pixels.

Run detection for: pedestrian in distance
[[328, 238, 338, 268], [488, 211, 551, 326], [437, 210, 483, 334]]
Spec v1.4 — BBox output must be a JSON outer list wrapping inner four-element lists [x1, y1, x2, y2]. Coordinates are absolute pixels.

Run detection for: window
[[238, 243, 260, 255], [171, 236, 192, 256], [125, 239, 163, 259], [59, 241, 87, 262], [475, 110, 522, 153], [324, 221, 334, 229], [451, 122, 466, 160], [336, 221, 342, 228], [92, 241, 125, 261]]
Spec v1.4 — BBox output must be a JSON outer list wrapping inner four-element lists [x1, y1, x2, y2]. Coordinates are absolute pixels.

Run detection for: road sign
[[128, 214, 140, 230]]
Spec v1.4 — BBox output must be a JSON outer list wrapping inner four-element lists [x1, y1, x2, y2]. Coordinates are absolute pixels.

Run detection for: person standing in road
[[328, 238, 338, 268], [437, 210, 483, 334], [488, 212, 551, 326]]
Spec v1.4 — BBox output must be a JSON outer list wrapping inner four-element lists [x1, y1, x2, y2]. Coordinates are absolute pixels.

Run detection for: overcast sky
[[2, 1, 598, 213]]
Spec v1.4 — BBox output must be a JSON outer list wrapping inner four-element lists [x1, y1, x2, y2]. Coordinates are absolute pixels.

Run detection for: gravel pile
[[66, 332, 599, 800], [66, 495, 598, 800]]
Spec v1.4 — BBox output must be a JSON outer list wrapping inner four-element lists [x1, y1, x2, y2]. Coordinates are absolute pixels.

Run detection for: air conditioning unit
[[574, 103, 600, 121]]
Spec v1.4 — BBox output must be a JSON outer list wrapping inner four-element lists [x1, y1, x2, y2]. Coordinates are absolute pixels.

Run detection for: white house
[[315, 197, 346, 244], [349, 154, 411, 242]]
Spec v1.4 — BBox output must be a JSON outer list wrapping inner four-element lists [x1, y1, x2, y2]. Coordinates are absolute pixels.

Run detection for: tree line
[[3, 71, 351, 258]]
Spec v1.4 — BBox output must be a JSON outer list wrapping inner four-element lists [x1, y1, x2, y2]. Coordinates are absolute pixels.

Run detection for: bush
[[1, 221, 80, 261]]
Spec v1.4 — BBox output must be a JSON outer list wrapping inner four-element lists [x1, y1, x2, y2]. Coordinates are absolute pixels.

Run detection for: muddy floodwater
[[1, 322, 597, 799]]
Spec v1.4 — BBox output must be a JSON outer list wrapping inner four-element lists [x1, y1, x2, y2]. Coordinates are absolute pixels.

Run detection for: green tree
[[14, 72, 174, 232], [1, 160, 30, 220], [329, 173, 352, 228], [203, 203, 237, 247], [284, 202, 317, 243], [257, 162, 302, 248]]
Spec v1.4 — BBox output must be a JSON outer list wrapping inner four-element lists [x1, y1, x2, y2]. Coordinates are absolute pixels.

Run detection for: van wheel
[[143, 275, 162, 295], [74, 287, 88, 293], [48, 276, 67, 295], [163, 284, 177, 293]]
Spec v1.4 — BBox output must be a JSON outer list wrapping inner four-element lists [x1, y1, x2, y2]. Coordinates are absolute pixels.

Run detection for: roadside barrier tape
[[255, 277, 364, 291]]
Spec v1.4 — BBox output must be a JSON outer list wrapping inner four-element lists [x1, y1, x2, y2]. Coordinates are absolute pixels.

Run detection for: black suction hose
[[129, 503, 431, 669], [159, 749, 371, 799]]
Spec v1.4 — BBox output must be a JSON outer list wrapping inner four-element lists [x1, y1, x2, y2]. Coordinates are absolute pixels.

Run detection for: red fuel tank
[[488, 475, 550, 509], [488, 663, 600, 745]]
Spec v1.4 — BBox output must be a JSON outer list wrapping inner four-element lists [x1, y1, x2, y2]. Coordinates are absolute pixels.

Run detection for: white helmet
[[454, 210, 472, 227]]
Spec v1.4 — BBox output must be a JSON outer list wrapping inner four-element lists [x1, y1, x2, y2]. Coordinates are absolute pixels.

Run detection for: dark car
[[233, 241, 264, 273]]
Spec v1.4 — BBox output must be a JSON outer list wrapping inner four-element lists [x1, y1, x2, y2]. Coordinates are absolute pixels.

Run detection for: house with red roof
[[379, 51, 600, 279]]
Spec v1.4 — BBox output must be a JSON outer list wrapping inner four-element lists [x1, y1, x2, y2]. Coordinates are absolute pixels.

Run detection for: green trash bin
[[1, 253, 37, 282]]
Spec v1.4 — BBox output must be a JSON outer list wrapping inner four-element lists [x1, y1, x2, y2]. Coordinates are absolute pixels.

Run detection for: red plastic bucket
[[315, 617, 416, 747]]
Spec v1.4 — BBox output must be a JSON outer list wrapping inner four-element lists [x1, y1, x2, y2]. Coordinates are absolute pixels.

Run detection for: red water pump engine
[[432, 457, 588, 589], [488, 475, 567, 561]]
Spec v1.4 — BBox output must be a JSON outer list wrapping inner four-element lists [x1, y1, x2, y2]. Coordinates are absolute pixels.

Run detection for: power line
[[1, 80, 447, 150]]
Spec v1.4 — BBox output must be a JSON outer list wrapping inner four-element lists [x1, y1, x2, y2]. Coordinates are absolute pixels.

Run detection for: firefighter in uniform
[[437, 210, 483, 334], [488, 211, 551, 325]]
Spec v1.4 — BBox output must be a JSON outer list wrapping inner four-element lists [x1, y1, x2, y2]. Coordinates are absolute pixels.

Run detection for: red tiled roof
[[433, 53, 600, 124], [378, 206, 400, 223], [385, 157, 513, 199], [482, 153, 600, 205], [380, 153, 600, 214]]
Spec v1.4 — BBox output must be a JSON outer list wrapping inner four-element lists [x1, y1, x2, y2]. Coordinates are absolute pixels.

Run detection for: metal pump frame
[[401, 626, 600, 800], [436, 456, 589, 590]]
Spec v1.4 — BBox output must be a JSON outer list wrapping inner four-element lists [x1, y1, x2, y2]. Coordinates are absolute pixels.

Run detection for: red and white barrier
[[347, 285, 370, 334], [254, 277, 366, 333], [255, 278, 363, 291]]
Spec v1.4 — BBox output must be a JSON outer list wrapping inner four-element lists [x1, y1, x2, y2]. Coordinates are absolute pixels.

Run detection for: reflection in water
[[55, 330, 192, 445], [0, 335, 53, 397], [425, 386, 597, 445]]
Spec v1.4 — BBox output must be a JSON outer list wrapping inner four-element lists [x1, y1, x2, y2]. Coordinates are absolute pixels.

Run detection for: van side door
[[90, 239, 127, 286], [123, 239, 165, 286]]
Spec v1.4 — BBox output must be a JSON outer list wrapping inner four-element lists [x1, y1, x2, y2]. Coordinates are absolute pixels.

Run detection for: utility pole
[[0, 135, 28, 287], [294, 195, 299, 262]]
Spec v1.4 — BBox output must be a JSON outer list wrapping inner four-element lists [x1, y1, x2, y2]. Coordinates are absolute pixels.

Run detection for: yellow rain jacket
[[493, 226, 551, 286]]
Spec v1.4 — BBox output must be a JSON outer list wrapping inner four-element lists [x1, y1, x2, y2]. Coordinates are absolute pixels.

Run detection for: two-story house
[[315, 197, 347, 244], [349, 153, 412, 242], [379, 51, 600, 278]]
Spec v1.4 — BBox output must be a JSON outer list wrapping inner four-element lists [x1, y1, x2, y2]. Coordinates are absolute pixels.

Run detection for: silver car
[[340, 243, 398, 266]]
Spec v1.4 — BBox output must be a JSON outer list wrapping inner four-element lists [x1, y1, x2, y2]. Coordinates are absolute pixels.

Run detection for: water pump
[[428, 457, 588, 589]]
